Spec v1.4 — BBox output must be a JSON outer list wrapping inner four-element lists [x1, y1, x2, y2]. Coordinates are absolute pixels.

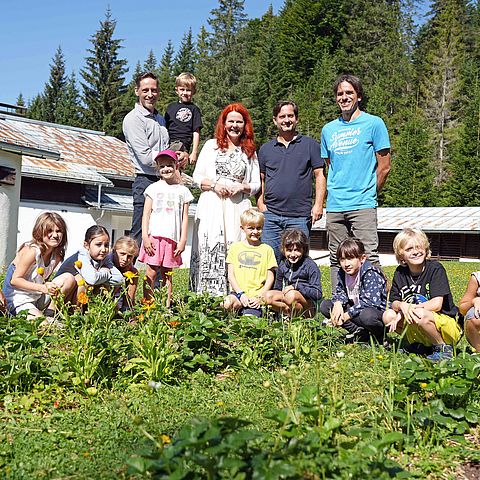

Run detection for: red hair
[[214, 103, 256, 159]]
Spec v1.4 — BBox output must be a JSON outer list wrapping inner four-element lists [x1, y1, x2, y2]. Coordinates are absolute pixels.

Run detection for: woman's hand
[[213, 183, 230, 198], [228, 183, 245, 196]]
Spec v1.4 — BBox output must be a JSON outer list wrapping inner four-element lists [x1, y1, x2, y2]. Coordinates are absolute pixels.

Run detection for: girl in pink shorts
[[138, 150, 194, 306]]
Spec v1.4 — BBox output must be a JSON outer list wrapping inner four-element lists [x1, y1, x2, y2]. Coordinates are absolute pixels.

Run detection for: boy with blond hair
[[165, 72, 203, 163], [383, 228, 462, 361], [223, 208, 277, 317]]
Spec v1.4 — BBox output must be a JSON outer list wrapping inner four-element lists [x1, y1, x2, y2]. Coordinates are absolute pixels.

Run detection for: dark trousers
[[319, 299, 385, 341], [131, 174, 158, 249]]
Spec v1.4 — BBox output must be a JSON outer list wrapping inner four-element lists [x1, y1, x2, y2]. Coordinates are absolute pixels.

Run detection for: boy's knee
[[466, 316, 480, 330], [222, 295, 237, 311]]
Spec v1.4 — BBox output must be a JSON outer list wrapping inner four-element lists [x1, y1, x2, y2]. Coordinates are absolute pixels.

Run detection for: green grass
[[1, 261, 479, 479]]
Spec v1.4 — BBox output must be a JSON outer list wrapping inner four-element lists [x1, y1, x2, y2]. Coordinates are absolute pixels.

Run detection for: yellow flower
[[74, 260, 83, 269], [160, 434, 171, 444], [37, 267, 45, 276], [77, 292, 88, 305], [77, 278, 86, 286], [123, 271, 138, 283], [165, 271, 173, 277], [420, 382, 428, 389]]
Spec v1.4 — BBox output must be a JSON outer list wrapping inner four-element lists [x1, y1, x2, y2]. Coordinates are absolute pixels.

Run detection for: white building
[[0, 113, 195, 268]]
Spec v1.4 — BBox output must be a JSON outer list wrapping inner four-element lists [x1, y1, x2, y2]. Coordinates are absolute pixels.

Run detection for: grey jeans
[[327, 208, 379, 284]]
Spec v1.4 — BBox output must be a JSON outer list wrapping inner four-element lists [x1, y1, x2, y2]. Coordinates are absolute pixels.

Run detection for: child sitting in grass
[[264, 229, 322, 318], [459, 270, 480, 353], [109, 236, 139, 312], [56, 225, 124, 305], [223, 208, 277, 317], [319, 237, 387, 343], [383, 228, 462, 361], [2, 212, 76, 320]]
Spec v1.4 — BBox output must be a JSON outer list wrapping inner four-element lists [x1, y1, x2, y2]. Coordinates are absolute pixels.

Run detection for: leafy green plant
[[124, 321, 179, 384], [392, 354, 480, 440]]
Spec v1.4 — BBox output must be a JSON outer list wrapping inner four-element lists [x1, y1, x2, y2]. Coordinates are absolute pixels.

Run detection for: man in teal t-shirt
[[321, 74, 391, 286]]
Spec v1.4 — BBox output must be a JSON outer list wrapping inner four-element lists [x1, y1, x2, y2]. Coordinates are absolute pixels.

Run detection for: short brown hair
[[281, 229, 309, 256], [135, 71, 158, 88], [333, 74, 364, 99], [273, 101, 298, 118]]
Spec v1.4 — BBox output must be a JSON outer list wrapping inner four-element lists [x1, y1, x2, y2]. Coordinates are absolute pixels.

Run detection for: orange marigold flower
[[168, 321, 181, 327], [77, 292, 88, 305], [74, 260, 83, 269], [36, 267, 45, 276]]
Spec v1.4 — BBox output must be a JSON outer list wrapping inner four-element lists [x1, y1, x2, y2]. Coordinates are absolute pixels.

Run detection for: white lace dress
[[189, 139, 260, 296]]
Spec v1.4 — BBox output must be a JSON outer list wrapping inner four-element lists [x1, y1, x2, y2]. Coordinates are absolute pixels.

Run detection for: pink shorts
[[138, 236, 182, 268]]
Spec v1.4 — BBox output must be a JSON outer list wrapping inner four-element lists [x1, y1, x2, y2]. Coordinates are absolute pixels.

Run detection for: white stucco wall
[[0, 151, 22, 267], [16, 203, 195, 269]]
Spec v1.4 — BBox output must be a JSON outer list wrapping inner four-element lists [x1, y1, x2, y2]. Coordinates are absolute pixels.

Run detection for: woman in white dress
[[190, 103, 260, 296]]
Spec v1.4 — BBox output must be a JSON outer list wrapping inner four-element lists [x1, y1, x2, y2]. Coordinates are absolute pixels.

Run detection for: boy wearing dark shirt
[[383, 228, 462, 361], [165, 72, 202, 163]]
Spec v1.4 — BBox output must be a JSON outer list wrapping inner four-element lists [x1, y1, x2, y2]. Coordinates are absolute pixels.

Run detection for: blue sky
[[0, 0, 285, 105]]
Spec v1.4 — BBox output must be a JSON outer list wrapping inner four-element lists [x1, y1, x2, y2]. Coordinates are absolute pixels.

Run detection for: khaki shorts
[[404, 312, 462, 346]]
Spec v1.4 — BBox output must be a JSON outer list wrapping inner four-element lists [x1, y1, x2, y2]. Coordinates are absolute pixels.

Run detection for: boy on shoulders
[[165, 72, 202, 163], [223, 208, 277, 317], [383, 228, 462, 361]]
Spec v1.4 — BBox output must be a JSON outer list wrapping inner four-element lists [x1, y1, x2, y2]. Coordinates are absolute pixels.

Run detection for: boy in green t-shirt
[[223, 208, 277, 316]]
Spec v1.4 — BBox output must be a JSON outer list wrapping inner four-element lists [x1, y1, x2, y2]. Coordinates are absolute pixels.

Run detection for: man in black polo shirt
[[257, 101, 326, 261]]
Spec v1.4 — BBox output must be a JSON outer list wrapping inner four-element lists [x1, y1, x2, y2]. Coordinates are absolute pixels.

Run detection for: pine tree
[[195, 0, 248, 137], [338, 0, 413, 118], [27, 94, 46, 121], [174, 28, 196, 75], [56, 72, 82, 127], [441, 4, 480, 205], [16, 93, 25, 107], [143, 50, 158, 72], [43, 46, 67, 123], [414, 0, 467, 186], [157, 41, 176, 113], [245, 7, 286, 144], [80, 8, 129, 135], [381, 106, 434, 207], [16, 93, 26, 115], [276, 0, 347, 90]]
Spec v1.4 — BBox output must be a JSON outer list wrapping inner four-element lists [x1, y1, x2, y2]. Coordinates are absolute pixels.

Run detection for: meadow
[[1, 263, 479, 479]]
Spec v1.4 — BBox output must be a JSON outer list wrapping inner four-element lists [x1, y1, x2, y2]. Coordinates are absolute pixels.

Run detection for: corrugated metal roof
[[84, 187, 133, 212], [0, 114, 134, 181], [313, 207, 480, 232], [22, 156, 113, 186]]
